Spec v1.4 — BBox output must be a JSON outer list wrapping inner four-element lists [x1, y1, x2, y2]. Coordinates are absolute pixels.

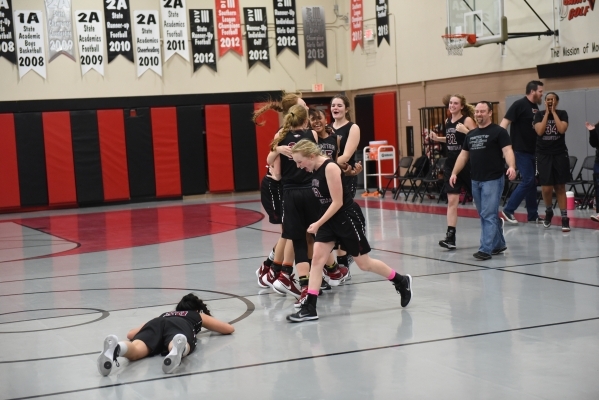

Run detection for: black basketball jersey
[[159, 310, 203, 334], [311, 159, 353, 213], [318, 133, 339, 161], [278, 129, 316, 186], [445, 115, 468, 162], [332, 122, 356, 166]]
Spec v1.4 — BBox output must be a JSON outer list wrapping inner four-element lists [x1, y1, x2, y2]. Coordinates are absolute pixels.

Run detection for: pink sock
[[307, 289, 319, 296], [387, 270, 396, 280]]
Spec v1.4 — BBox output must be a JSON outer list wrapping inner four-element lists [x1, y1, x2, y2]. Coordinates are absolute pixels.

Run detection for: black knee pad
[[292, 237, 309, 264]]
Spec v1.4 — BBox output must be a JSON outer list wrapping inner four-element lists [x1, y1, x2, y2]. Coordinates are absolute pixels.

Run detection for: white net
[[442, 36, 468, 56]]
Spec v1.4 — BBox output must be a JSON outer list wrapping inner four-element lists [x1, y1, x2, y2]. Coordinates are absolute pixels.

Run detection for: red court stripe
[[97, 109, 130, 201], [254, 103, 280, 178], [205, 105, 234, 192], [42, 112, 77, 206], [151, 107, 182, 197], [0, 114, 21, 209]]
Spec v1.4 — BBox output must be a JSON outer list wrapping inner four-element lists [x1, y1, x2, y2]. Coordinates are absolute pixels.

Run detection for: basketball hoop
[[441, 34, 476, 56]]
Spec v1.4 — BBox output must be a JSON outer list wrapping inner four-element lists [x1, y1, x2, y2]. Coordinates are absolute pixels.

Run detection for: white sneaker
[[97, 335, 119, 376], [163, 334, 187, 374]]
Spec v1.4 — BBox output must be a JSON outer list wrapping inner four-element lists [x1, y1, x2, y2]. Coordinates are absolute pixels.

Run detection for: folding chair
[[568, 155, 595, 209], [380, 156, 413, 199], [394, 155, 429, 200], [412, 157, 446, 203]]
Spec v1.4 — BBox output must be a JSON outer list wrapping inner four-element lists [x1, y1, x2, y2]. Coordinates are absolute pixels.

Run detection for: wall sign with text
[[244, 7, 270, 69], [0, 0, 16, 65], [44, 0, 75, 61], [189, 9, 217, 72], [14, 10, 47, 79], [160, 0, 189, 62], [216, 0, 242, 57], [103, 0, 133, 63], [133, 10, 162, 77], [302, 6, 327, 68], [76, 10, 105, 76], [273, 0, 298, 55]]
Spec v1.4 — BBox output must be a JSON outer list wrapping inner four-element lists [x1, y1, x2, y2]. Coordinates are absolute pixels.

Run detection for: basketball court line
[[7, 315, 599, 400]]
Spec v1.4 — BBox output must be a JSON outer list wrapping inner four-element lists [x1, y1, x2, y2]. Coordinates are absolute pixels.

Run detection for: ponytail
[[253, 91, 302, 126], [176, 293, 212, 316], [270, 105, 308, 151]]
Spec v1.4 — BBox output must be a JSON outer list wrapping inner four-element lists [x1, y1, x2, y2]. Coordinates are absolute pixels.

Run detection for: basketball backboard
[[446, 0, 508, 47]]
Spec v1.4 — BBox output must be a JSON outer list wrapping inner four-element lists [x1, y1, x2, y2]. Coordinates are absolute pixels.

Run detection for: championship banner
[[160, 0, 189, 62], [302, 6, 327, 68], [189, 9, 216, 72], [103, 0, 133, 63], [75, 10, 104, 76], [244, 7, 269, 69], [14, 10, 47, 79], [273, 0, 298, 55], [0, 0, 16, 64], [351, 0, 363, 51], [375, 0, 389, 47], [215, 0, 242, 57], [133, 10, 162, 77], [44, 0, 75, 61]]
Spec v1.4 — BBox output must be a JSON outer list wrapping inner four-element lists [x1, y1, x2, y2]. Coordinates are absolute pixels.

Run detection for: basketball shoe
[[97, 334, 120, 376], [256, 263, 270, 288], [273, 272, 301, 299], [163, 334, 187, 374]]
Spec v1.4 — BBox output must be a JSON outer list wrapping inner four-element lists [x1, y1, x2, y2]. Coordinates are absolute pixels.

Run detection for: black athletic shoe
[[393, 274, 412, 308], [286, 303, 318, 322], [501, 210, 517, 224], [439, 231, 456, 250], [491, 246, 507, 255], [320, 278, 331, 291], [561, 217, 571, 232], [543, 209, 554, 228], [473, 251, 492, 260]]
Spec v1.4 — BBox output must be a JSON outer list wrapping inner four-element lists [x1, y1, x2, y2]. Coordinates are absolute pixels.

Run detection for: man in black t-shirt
[[534, 92, 571, 232], [500, 80, 543, 224], [450, 102, 516, 260]]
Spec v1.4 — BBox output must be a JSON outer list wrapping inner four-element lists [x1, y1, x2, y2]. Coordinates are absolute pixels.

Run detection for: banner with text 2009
[[216, 0, 242, 57]]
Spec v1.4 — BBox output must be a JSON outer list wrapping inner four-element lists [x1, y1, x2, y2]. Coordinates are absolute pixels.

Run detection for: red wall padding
[[373, 92, 398, 157], [97, 109, 130, 201], [205, 105, 234, 193], [150, 107, 182, 197], [254, 103, 280, 177], [42, 112, 77, 206], [0, 114, 21, 209]]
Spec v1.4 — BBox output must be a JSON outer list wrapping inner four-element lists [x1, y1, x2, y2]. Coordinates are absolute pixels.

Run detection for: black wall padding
[[176, 105, 207, 195], [354, 94, 375, 151], [70, 110, 104, 205], [14, 112, 48, 207], [230, 103, 259, 191], [124, 108, 156, 199]]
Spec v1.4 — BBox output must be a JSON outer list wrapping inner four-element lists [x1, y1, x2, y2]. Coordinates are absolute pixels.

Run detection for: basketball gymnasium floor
[[1, 193, 598, 399]]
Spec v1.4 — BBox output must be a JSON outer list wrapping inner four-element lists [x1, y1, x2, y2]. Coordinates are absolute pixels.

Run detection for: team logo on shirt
[[312, 178, 320, 187], [163, 311, 189, 317]]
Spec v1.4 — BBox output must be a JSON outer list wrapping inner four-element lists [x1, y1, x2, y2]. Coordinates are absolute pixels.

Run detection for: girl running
[[97, 293, 234, 375], [286, 140, 412, 322]]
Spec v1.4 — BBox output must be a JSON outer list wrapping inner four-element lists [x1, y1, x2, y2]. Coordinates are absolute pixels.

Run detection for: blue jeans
[[472, 176, 506, 255], [504, 151, 539, 220]]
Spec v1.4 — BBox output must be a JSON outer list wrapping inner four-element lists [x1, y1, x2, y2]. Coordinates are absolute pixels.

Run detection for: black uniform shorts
[[132, 317, 197, 356], [537, 152, 570, 185], [342, 175, 358, 198], [444, 164, 472, 195], [260, 175, 283, 224], [281, 186, 321, 240], [315, 202, 371, 257]]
